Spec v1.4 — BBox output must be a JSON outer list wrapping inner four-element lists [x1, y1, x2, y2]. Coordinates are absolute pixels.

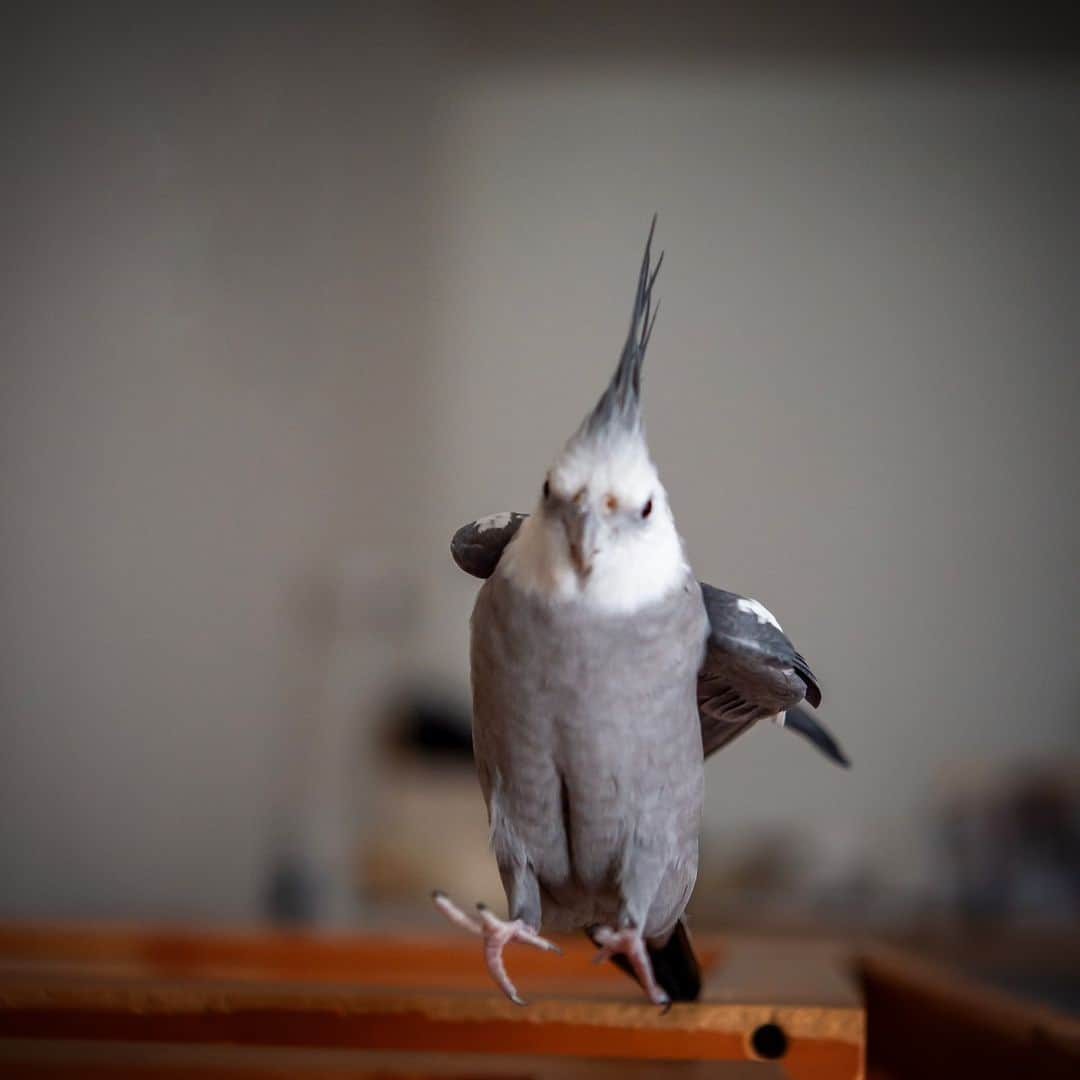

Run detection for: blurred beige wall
[[1, 6, 443, 919], [2, 5, 1077, 920]]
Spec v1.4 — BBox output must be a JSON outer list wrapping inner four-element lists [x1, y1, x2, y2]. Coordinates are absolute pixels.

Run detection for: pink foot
[[591, 924, 671, 1009], [432, 890, 560, 1005]]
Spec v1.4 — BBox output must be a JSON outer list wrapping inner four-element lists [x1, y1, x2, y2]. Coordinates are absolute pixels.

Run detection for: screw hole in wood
[[750, 1021, 788, 1059]]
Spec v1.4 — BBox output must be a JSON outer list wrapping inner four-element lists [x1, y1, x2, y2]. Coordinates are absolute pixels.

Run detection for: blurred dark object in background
[[387, 689, 474, 763], [264, 852, 324, 926], [361, 685, 500, 916], [939, 761, 1080, 925]]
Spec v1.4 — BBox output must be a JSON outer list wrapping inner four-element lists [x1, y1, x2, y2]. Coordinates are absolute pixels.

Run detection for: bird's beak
[[563, 507, 600, 579]]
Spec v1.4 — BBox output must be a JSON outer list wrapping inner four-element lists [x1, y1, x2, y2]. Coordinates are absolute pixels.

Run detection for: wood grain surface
[[0, 925, 863, 1079]]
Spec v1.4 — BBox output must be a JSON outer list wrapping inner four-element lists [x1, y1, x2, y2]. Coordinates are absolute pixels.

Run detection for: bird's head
[[541, 426, 666, 582], [505, 218, 685, 611]]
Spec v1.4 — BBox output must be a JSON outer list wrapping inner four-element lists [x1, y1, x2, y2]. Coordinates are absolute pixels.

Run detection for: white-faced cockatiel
[[434, 219, 848, 1008]]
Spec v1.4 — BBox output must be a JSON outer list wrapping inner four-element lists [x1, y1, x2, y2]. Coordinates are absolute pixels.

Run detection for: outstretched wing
[[698, 583, 847, 767], [450, 512, 528, 579], [449, 515, 848, 768]]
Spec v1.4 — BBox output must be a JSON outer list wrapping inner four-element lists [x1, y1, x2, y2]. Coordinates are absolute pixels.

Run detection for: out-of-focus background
[[2, 1, 1078, 1005]]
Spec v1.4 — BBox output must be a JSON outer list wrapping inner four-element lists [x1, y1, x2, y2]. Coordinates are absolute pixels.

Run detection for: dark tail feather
[[589, 918, 701, 1002], [785, 705, 851, 768], [648, 919, 702, 1001]]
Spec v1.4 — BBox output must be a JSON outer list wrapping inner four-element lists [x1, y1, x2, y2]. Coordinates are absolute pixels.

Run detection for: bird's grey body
[[434, 218, 848, 1006], [471, 565, 707, 940]]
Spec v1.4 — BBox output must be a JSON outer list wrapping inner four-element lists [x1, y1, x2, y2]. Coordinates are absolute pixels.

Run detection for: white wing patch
[[736, 596, 782, 630], [475, 511, 515, 533]]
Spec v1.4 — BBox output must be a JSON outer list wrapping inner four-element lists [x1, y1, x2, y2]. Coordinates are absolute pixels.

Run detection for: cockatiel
[[434, 219, 848, 1008]]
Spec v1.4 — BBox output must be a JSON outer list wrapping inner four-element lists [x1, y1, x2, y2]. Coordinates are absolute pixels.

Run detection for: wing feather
[[450, 512, 528, 578], [697, 582, 844, 766]]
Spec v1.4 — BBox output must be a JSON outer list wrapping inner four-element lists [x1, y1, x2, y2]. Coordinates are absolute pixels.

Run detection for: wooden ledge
[[0, 924, 863, 1079]]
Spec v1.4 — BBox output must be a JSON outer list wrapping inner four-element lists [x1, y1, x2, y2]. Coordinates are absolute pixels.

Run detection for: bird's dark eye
[[543, 479, 550, 500], [641, 498, 653, 519]]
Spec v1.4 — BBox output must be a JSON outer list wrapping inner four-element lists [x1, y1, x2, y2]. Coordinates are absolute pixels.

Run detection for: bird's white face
[[544, 436, 662, 577], [501, 433, 688, 613]]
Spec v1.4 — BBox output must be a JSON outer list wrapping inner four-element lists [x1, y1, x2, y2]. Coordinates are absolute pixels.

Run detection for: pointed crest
[[576, 215, 663, 442]]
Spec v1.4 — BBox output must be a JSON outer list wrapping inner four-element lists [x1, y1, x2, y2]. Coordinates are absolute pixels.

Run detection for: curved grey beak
[[563, 506, 600, 578]]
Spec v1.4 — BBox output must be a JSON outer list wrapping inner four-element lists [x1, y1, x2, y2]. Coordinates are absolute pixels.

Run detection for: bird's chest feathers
[[499, 516, 686, 616], [476, 555, 707, 726]]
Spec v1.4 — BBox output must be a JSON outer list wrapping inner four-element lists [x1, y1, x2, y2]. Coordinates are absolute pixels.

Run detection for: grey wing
[[697, 582, 848, 767], [450, 512, 529, 578]]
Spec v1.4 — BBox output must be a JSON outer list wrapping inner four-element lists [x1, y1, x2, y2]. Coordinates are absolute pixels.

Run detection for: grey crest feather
[[576, 215, 663, 442]]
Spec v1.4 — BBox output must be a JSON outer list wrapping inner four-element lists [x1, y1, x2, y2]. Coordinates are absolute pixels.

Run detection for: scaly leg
[[431, 890, 560, 1005], [591, 924, 671, 1009]]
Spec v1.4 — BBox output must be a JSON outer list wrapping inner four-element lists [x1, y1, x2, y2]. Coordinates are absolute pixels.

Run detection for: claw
[[592, 925, 671, 1009], [432, 890, 560, 1005], [432, 889, 482, 935], [478, 905, 561, 955]]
